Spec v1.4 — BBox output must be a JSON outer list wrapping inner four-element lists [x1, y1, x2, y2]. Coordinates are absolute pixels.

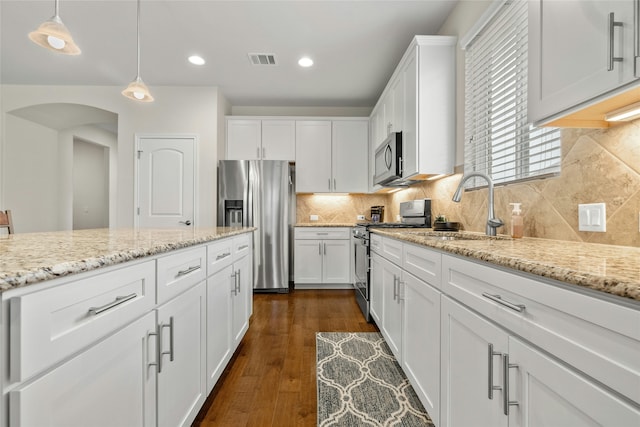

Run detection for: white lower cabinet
[[441, 295, 640, 427], [294, 227, 352, 288], [402, 270, 441, 427], [379, 255, 403, 360], [231, 252, 252, 346], [156, 281, 207, 427], [370, 235, 442, 425], [9, 311, 157, 427], [205, 264, 233, 393]]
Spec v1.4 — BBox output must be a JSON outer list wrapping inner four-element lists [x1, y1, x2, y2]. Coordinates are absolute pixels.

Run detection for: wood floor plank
[[193, 289, 378, 427]]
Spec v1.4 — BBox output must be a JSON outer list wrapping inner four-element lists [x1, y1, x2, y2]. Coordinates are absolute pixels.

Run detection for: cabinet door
[[206, 265, 233, 393], [391, 73, 404, 134], [231, 254, 252, 347], [369, 253, 383, 324], [322, 239, 351, 283], [261, 120, 295, 161], [440, 296, 508, 427], [402, 50, 418, 178], [381, 92, 394, 138], [380, 256, 403, 362], [227, 119, 261, 160], [402, 271, 441, 426], [157, 282, 207, 427], [332, 120, 369, 193], [294, 239, 323, 283], [509, 337, 640, 427], [295, 120, 332, 192], [10, 312, 157, 427], [528, 0, 637, 124]]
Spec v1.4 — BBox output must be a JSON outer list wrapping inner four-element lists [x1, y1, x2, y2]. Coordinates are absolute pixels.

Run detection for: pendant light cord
[[54, 0, 59, 16], [136, 0, 141, 79]]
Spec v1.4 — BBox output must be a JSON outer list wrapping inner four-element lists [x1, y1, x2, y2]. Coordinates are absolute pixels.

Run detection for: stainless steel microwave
[[373, 132, 405, 187]]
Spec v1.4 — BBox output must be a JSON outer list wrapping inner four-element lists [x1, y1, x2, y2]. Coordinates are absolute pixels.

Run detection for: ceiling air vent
[[248, 53, 277, 66]]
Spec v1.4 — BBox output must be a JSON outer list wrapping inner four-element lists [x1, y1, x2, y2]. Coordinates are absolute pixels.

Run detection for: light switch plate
[[578, 203, 606, 232], [357, 215, 365, 220], [310, 215, 319, 221]]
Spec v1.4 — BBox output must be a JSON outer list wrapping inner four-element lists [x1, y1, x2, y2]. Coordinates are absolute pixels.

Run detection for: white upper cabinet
[[295, 120, 333, 192], [296, 119, 368, 193], [369, 36, 456, 191], [528, 0, 640, 127], [226, 118, 295, 161], [332, 120, 369, 193]]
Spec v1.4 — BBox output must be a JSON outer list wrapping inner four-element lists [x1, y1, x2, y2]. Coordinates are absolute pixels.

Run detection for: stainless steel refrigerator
[[217, 160, 294, 292]]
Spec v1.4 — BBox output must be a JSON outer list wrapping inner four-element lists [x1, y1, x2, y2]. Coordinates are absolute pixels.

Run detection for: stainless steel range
[[353, 199, 432, 322]]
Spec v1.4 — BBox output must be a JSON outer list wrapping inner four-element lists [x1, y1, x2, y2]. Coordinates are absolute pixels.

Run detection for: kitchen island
[[0, 226, 255, 427]]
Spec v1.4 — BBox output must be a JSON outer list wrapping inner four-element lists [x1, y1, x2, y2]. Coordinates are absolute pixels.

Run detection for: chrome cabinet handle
[[231, 272, 238, 295], [88, 293, 137, 315], [176, 265, 201, 277], [397, 280, 404, 302], [608, 12, 624, 71], [262, 147, 266, 158], [392, 275, 398, 300], [161, 317, 174, 363], [236, 269, 241, 293], [333, 178, 336, 190], [215, 252, 231, 260], [482, 293, 525, 312], [147, 329, 159, 372], [316, 232, 329, 236], [179, 220, 192, 226], [318, 243, 322, 255], [328, 179, 331, 190], [257, 147, 260, 158], [503, 354, 519, 415], [488, 344, 502, 400], [237, 244, 249, 250], [323, 242, 326, 255]]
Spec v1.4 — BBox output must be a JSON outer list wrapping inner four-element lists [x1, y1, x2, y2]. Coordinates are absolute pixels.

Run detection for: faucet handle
[[488, 218, 504, 228]]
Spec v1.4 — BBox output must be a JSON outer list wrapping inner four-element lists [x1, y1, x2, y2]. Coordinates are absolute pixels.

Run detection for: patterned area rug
[[316, 332, 434, 427]]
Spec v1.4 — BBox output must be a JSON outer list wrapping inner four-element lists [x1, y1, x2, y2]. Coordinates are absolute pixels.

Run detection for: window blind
[[464, 0, 561, 189]]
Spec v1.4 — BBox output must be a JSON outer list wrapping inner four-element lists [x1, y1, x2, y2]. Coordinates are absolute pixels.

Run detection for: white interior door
[[137, 136, 195, 228]]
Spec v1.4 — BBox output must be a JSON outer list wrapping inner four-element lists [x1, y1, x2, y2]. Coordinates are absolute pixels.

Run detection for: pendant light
[[122, 0, 154, 102], [28, 0, 81, 55]]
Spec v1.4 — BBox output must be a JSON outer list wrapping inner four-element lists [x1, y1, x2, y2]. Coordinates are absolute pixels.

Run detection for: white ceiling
[[1, 0, 459, 108]]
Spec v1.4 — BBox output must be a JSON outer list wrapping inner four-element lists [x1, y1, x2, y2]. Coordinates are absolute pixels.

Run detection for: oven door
[[353, 234, 370, 320]]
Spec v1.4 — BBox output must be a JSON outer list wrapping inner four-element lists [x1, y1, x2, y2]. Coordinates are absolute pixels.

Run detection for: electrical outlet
[[578, 203, 606, 232], [357, 215, 365, 220], [310, 215, 319, 221]]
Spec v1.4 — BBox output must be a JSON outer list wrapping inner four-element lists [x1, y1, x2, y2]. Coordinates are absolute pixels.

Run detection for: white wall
[[3, 114, 60, 232], [1, 85, 222, 229], [438, 0, 494, 168]]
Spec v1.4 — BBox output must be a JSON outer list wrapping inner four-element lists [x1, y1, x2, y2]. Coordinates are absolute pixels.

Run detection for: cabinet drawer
[[402, 242, 441, 289], [294, 227, 350, 240], [370, 234, 382, 254], [9, 260, 156, 382], [207, 238, 234, 276], [381, 236, 402, 265], [442, 254, 640, 405], [233, 233, 252, 259], [157, 246, 206, 304]]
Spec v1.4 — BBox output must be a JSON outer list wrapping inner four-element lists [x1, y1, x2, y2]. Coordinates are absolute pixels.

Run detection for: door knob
[[179, 220, 192, 226]]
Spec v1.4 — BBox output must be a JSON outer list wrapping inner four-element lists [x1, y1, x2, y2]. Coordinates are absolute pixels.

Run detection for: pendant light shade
[[123, 0, 154, 102], [28, 0, 81, 55]]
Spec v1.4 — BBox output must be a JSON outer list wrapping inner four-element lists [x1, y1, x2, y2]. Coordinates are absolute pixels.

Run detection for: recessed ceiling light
[[298, 57, 313, 67], [188, 55, 206, 66]]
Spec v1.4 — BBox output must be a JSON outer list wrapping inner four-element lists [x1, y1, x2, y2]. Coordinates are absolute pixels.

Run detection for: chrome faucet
[[452, 172, 504, 236]]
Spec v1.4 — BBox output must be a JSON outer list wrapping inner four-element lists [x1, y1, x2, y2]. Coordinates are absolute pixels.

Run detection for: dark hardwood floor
[[193, 289, 379, 427]]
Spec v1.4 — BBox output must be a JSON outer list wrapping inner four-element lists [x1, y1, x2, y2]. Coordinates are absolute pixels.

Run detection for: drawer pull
[[176, 265, 201, 277], [215, 252, 231, 261], [316, 232, 329, 235], [237, 244, 249, 250], [488, 344, 502, 400], [482, 293, 525, 312], [88, 293, 137, 316], [503, 354, 519, 415]]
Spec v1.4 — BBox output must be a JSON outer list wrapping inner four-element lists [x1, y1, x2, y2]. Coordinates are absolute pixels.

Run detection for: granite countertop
[[295, 223, 356, 227], [372, 229, 640, 303], [0, 227, 255, 292]]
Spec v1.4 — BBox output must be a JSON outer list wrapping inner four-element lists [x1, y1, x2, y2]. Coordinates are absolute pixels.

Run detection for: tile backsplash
[[297, 119, 640, 247]]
